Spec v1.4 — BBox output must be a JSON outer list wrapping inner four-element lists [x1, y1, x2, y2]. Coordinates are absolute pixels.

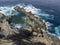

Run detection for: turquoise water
[[0, 4, 60, 39]]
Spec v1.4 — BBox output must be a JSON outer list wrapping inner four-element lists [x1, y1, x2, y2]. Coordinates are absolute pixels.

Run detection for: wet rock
[[14, 6, 47, 31], [19, 27, 33, 37], [0, 6, 60, 45], [14, 6, 60, 45]]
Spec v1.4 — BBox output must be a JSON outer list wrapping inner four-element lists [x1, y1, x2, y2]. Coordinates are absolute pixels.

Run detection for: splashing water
[[0, 4, 60, 39]]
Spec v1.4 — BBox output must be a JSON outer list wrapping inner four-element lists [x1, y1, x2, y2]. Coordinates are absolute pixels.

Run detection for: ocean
[[0, 0, 60, 39]]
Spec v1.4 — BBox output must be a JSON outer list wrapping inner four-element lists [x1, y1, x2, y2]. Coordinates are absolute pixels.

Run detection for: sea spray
[[0, 3, 60, 39]]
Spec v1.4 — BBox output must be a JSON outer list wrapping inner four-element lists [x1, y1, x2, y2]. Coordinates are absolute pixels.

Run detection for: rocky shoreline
[[0, 6, 60, 45]]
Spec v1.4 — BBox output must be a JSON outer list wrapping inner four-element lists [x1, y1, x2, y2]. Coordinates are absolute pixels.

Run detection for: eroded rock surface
[[0, 14, 19, 37], [0, 6, 60, 45]]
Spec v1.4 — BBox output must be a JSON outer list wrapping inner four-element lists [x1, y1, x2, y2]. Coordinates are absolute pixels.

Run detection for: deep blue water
[[0, 0, 60, 24], [0, 0, 60, 38]]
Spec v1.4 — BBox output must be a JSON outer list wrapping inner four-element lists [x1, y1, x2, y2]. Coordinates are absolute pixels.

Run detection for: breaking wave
[[0, 3, 60, 39]]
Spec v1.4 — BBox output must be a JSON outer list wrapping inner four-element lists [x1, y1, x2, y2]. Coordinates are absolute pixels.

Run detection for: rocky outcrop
[[0, 14, 20, 38], [14, 6, 60, 45], [14, 6, 47, 36], [14, 6, 47, 30], [0, 6, 60, 45]]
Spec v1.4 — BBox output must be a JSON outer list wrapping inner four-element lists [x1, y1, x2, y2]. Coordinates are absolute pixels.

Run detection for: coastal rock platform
[[0, 6, 60, 45]]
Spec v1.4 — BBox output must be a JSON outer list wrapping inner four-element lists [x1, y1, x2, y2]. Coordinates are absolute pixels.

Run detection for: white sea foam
[[54, 26, 60, 36], [14, 24, 22, 29], [46, 26, 60, 39], [24, 4, 39, 14], [0, 4, 60, 39], [0, 6, 12, 16], [45, 22, 53, 30], [22, 4, 54, 20], [0, 4, 54, 20]]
